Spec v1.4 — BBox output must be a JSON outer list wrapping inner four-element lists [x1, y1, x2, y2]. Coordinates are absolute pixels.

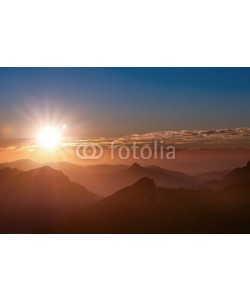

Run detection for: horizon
[[0, 68, 250, 173], [1, 68, 250, 234], [1, 150, 250, 175]]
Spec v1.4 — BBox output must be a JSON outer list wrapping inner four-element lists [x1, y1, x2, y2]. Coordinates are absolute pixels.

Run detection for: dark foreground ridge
[[0, 161, 250, 233], [49, 176, 250, 234]]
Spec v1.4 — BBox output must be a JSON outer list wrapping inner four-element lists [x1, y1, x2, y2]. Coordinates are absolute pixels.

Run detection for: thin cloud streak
[[1, 128, 250, 152]]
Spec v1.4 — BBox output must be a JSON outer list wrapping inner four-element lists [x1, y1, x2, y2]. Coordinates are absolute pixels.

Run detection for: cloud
[[0, 128, 250, 152], [116, 128, 250, 148]]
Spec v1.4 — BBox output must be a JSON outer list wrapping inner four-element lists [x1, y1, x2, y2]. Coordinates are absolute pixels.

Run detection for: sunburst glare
[[37, 126, 62, 149]]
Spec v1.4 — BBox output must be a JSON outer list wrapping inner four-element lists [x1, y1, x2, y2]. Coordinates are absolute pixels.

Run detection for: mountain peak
[[130, 162, 143, 170], [20, 166, 69, 182], [132, 177, 156, 188], [34, 166, 66, 176]]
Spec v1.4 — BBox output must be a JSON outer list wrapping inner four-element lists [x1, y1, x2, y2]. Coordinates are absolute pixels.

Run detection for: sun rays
[[37, 126, 62, 149]]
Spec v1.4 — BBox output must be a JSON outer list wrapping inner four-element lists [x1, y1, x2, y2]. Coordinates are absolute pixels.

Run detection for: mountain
[[122, 162, 201, 187], [0, 166, 98, 233], [201, 161, 250, 190], [0, 159, 202, 196], [1, 162, 250, 233], [49, 161, 202, 196], [50, 174, 250, 234]]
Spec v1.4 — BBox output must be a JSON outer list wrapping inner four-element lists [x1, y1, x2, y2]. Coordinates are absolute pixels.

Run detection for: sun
[[37, 127, 62, 149]]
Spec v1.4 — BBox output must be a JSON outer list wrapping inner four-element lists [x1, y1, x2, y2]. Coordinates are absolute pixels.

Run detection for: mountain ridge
[[201, 160, 250, 190], [0, 165, 99, 233]]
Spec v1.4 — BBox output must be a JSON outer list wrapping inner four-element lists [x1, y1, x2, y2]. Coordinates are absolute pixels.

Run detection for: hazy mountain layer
[[0, 166, 98, 233]]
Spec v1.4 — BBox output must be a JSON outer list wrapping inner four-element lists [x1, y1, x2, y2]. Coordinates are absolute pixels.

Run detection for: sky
[[0, 67, 250, 139]]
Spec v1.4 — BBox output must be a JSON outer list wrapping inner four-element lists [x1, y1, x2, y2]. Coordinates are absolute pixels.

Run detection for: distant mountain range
[[0, 159, 250, 233], [0, 159, 217, 196]]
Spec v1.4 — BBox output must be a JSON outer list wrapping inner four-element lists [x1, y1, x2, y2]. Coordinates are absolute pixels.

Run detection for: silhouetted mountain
[[224, 161, 250, 182], [49, 174, 250, 234], [0, 166, 98, 233], [0, 160, 202, 196], [51, 161, 202, 196], [1, 161, 250, 233], [201, 161, 250, 190], [130, 162, 142, 170]]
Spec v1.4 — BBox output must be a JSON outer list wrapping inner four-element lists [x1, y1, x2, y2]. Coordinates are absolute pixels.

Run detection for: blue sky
[[0, 68, 250, 138]]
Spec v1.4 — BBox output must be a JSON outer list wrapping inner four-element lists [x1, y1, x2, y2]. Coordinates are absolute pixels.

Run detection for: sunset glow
[[0, 67, 250, 235], [37, 127, 62, 149]]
